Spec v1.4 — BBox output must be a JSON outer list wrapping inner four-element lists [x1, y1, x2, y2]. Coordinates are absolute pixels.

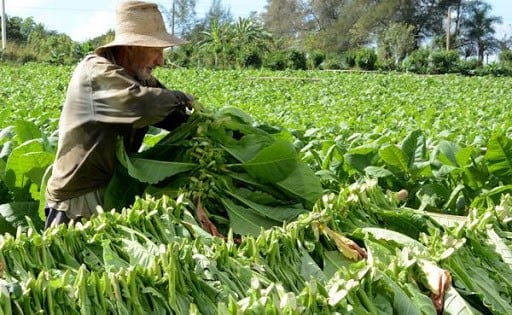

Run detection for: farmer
[[44, 1, 194, 229]]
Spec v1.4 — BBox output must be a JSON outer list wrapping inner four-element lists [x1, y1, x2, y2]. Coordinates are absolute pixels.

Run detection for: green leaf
[[437, 140, 462, 167], [4, 139, 54, 201], [379, 145, 409, 173], [229, 172, 289, 200], [225, 189, 307, 222], [360, 227, 426, 250], [103, 165, 146, 211], [38, 165, 53, 222], [400, 129, 426, 168], [486, 228, 512, 266], [376, 209, 432, 239], [117, 140, 196, 184], [417, 183, 450, 211], [242, 140, 297, 183], [376, 270, 423, 315], [222, 134, 273, 162], [402, 283, 438, 315], [444, 247, 512, 315], [122, 238, 159, 270], [0, 201, 43, 234], [443, 286, 482, 315], [364, 166, 395, 178], [218, 106, 255, 125], [14, 120, 41, 144], [24, 151, 55, 198], [299, 249, 326, 282], [221, 198, 280, 236], [129, 158, 197, 184], [276, 161, 323, 208], [344, 143, 379, 172], [323, 251, 354, 279], [102, 240, 130, 273], [485, 133, 512, 179]]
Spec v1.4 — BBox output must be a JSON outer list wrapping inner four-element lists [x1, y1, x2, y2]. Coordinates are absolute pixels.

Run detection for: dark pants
[[44, 206, 71, 230]]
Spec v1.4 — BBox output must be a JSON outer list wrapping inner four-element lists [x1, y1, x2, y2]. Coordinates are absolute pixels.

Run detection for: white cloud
[[68, 10, 115, 42], [68, 0, 159, 41], [5, 0, 50, 19]]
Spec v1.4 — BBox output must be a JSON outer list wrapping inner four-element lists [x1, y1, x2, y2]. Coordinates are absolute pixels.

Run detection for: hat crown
[[116, 1, 166, 37], [95, 0, 187, 53]]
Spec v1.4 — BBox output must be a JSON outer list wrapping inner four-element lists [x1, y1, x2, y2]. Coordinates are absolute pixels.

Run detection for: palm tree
[[229, 18, 272, 66], [460, 0, 502, 64], [197, 19, 228, 68]]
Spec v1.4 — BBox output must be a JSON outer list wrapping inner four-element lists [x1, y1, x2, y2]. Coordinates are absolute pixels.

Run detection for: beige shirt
[[45, 54, 184, 218]]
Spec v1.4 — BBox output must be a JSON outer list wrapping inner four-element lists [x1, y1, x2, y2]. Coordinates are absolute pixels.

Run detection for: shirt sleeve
[[85, 56, 184, 128]]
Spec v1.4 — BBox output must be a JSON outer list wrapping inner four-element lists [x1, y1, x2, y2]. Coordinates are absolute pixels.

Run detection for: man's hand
[[171, 91, 194, 105], [170, 90, 195, 115], [154, 90, 196, 131], [171, 91, 194, 115]]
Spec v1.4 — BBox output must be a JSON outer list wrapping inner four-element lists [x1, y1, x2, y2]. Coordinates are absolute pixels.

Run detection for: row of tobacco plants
[[0, 63, 511, 313]]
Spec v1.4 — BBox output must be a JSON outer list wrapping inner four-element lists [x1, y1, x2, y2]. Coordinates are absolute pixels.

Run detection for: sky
[[2, 0, 511, 43], [2, 0, 267, 42]]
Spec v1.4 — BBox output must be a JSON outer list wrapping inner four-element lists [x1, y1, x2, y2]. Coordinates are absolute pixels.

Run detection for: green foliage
[[165, 43, 195, 68], [458, 58, 481, 76], [1, 42, 38, 63], [0, 119, 54, 230], [429, 50, 460, 74], [1, 65, 512, 313], [107, 107, 322, 236], [240, 49, 262, 69], [286, 49, 307, 70], [482, 62, 512, 77], [499, 49, 512, 65], [355, 48, 377, 70], [308, 50, 325, 69], [459, 0, 502, 63], [377, 22, 416, 70], [2, 15, 81, 65], [264, 51, 287, 70], [73, 41, 95, 61], [320, 56, 343, 70], [344, 50, 357, 68]]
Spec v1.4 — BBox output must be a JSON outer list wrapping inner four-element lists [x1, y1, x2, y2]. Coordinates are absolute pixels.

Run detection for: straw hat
[[95, 1, 187, 54]]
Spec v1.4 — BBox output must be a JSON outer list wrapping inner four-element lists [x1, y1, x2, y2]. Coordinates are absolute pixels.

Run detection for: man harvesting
[[44, 1, 194, 228]]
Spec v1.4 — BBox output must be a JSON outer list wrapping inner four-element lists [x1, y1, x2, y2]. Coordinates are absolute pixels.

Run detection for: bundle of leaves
[[104, 107, 323, 237], [4, 178, 511, 314]]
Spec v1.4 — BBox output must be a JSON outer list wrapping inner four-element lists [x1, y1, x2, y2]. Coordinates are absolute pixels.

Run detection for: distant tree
[[229, 17, 272, 67], [88, 30, 115, 49], [41, 34, 75, 64], [273, 0, 460, 55], [263, 0, 305, 39], [160, 0, 197, 38], [303, 0, 351, 52], [307, 0, 342, 30], [350, 0, 461, 48], [497, 32, 512, 52], [197, 20, 229, 68], [204, 0, 233, 28], [459, 0, 502, 64], [6, 16, 27, 42], [377, 22, 416, 68]]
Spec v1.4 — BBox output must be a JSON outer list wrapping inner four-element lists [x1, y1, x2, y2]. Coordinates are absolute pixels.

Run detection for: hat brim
[[95, 32, 188, 54]]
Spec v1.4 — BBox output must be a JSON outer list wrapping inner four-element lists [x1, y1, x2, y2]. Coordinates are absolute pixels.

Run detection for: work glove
[[170, 90, 195, 114], [154, 90, 195, 131]]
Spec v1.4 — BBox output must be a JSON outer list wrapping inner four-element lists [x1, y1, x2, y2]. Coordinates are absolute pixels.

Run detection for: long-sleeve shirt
[[45, 54, 187, 217]]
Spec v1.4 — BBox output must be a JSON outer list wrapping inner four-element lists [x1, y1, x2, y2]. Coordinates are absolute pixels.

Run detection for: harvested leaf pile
[[105, 107, 323, 238], [0, 108, 511, 314]]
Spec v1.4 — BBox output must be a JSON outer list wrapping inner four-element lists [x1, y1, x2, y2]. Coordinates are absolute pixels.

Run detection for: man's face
[[118, 46, 165, 80]]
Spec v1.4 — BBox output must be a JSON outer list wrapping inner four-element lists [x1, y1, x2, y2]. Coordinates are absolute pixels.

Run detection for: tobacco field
[[0, 63, 512, 314]]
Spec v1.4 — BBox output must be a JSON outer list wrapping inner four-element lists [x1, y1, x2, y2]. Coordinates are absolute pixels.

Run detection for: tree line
[[1, 0, 511, 75]]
